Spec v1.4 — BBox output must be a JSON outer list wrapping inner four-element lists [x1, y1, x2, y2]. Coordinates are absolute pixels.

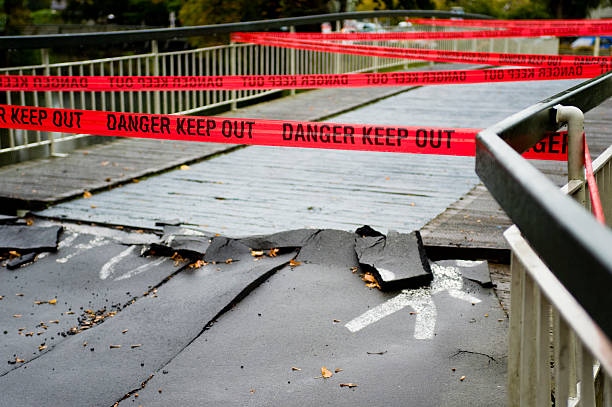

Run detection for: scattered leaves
[[289, 259, 301, 267], [321, 366, 333, 378], [189, 260, 208, 269], [361, 272, 381, 289], [83, 191, 92, 198], [291, 367, 301, 371], [171, 252, 187, 266], [340, 383, 358, 388]]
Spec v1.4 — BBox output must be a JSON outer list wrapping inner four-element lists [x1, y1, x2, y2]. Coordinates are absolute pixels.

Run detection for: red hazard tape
[[232, 33, 612, 69], [0, 104, 567, 161], [410, 18, 612, 29], [0, 65, 602, 92]]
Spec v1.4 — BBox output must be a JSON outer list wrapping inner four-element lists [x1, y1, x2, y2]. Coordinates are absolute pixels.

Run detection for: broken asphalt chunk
[[203, 236, 251, 263], [6, 252, 37, 270], [147, 226, 212, 258], [295, 230, 358, 267], [354, 230, 432, 291], [437, 259, 492, 287], [237, 229, 321, 251], [0, 225, 62, 253], [355, 225, 384, 238]]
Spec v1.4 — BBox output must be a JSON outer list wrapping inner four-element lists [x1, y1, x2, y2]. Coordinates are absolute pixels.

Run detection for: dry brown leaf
[[38, 345, 47, 351], [251, 250, 264, 257], [13, 315, 22, 318], [131, 344, 142, 348], [350, 267, 358, 273], [225, 258, 233, 264], [340, 383, 358, 388], [9, 251, 20, 259], [48, 299, 57, 305], [460, 376, 466, 381], [291, 367, 301, 371], [83, 191, 92, 198], [15, 293, 24, 296], [361, 273, 381, 289], [109, 345, 121, 349], [25, 218, 34, 226], [180, 165, 190, 170], [289, 259, 301, 267], [189, 260, 207, 269], [334, 368, 343, 373], [321, 366, 333, 378], [268, 248, 279, 257], [15, 358, 24, 363], [132, 178, 140, 183]]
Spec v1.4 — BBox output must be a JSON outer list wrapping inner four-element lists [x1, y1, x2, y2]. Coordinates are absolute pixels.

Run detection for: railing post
[[335, 20, 342, 74], [290, 25, 296, 96], [41, 48, 55, 156], [152, 40, 161, 114], [556, 105, 586, 205], [594, 36, 601, 57], [230, 38, 237, 110], [507, 252, 525, 407]]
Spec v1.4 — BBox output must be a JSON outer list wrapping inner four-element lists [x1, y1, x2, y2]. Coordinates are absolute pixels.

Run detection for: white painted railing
[[0, 23, 558, 163], [504, 141, 612, 406]]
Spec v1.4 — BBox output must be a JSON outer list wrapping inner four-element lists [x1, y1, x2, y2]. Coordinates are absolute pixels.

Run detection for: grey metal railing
[[476, 71, 612, 406], [0, 10, 559, 164]]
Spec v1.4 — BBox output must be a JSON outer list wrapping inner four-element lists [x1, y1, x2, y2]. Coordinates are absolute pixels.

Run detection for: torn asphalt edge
[[0, 222, 495, 406]]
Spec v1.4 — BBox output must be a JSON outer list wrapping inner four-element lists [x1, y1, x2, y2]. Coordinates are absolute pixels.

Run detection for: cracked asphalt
[[0, 221, 507, 406]]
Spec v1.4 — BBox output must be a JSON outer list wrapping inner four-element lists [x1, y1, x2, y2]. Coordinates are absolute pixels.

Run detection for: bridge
[[0, 11, 611, 406]]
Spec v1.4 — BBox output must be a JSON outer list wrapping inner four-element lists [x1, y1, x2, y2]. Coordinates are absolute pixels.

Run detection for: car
[[571, 36, 612, 49]]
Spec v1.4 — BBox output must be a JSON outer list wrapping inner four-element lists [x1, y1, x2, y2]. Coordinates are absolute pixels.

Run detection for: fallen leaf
[[38, 345, 47, 351], [251, 250, 264, 257], [13, 315, 23, 318], [321, 366, 333, 378], [334, 368, 343, 373], [289, 259, 301, 267], [15, 293, 24, 296], [132, 179, 140, 183], [250, 389, 255, 394], [109, 345, 121, 349], [25, 218, 34, 226], [189, 260, 208, 269], [268, 248, 279, 257], [48, 299, 57, 305], [180, 165, 190, 170], [122, 329, 128, 334], [361, 273, 381, 289], [366, 351, 387, 355], [460, 376, 466, 381], [340, 383, 358, 388], [291, 367, 301, 371], [9, 251, 20, 258], [100, 161, 110, 166], [225, 258, 233, 264], [131, 344, 141, 348], [333, 319, 341, 323], [83, 191, 92, 198], [15, 358, 24, 363], [350, 267, 358, 273]]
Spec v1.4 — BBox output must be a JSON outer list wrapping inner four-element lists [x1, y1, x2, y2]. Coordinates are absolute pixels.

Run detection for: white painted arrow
[[345, 263, 481, 340]]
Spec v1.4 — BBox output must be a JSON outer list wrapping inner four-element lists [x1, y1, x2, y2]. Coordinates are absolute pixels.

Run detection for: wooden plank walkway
[[421, 96, 612, 260], [36, 77, 587, 243], [0, 63, 475, 213]]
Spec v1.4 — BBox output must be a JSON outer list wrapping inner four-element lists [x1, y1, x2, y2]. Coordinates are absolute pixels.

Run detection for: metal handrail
[[475, 71, 612, 356], [0, 10, 493, 50]]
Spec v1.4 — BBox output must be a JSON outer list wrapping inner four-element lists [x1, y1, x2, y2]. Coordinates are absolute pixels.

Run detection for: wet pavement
[[0, 221, 505, 406]]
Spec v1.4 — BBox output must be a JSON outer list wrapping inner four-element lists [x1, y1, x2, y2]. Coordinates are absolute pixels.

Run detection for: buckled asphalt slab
[[0, 222, 505, 406]]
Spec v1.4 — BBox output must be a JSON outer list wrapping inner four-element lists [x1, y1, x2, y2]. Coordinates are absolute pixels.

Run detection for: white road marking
[[113, 257, 168, 281], [37, 231, 79, 260], [99, 246, 137, 280], [56, 235, 108, 264], [345, 263, 481, 340]]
